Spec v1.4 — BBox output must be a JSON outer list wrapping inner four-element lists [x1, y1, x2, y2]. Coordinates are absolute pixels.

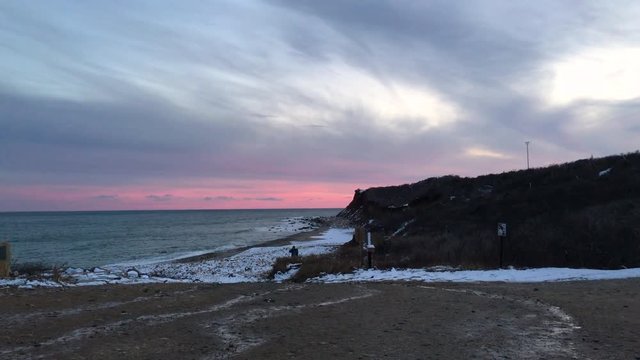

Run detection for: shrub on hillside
[[340, 151, 640, 269]]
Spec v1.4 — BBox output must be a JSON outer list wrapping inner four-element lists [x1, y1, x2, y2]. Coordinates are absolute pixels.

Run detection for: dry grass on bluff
[[269, 241, 362, 282], [339, 151, 640, 270], [269, 152, 640, 281], [271, 197, 640, 282]]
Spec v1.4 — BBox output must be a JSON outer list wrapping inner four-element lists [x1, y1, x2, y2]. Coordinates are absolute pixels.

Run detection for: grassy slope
[[339, 151, 640, 269]]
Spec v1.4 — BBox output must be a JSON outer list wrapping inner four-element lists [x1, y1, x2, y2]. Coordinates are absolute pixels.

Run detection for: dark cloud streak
[[146, 194, 173, 202]]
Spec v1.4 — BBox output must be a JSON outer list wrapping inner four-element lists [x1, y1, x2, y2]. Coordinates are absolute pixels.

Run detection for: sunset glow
[[1, 1, 640, 211]]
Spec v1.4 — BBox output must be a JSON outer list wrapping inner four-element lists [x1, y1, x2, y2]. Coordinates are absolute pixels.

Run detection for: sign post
[[0, 242, 10, 278], [366, 232, 375, 269], [497, 223, 507, 268]]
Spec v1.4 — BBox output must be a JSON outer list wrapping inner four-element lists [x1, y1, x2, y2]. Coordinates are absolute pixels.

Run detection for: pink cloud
[[0, 179, 370, 211]]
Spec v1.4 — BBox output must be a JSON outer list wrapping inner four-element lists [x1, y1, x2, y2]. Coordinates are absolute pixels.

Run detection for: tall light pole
[[525, 141, 530, 170]]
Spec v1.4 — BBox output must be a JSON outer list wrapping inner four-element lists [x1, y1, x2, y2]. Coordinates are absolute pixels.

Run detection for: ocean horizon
[[0, 208, 340, 269], [0, 207, 341, 214]]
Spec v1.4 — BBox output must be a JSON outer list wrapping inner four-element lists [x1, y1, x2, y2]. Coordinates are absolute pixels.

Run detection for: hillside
[[338, 151, 640, 269]]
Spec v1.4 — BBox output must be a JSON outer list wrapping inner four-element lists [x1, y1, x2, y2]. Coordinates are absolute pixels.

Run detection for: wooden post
[[366, 232, 375, 269], [499, 236, 504, 269], [355, 227, 366, 246], [0, 242, 10, 278]]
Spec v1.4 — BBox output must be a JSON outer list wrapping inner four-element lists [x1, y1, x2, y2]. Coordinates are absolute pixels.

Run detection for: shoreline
[[4, 209, 342, 271], [6, 212, 639, 288], [0, 216, 354, 288], [173, 216, 346, 264]]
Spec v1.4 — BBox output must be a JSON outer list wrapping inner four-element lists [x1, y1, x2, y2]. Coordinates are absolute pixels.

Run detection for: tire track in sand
[[418, 285, 584, 360]]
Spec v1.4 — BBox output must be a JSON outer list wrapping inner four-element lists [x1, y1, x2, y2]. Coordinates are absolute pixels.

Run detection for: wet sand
[[1, 279, 639, 359]]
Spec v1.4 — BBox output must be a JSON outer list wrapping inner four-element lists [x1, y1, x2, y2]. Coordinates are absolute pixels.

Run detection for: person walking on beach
[[289, 246, 299, 258]]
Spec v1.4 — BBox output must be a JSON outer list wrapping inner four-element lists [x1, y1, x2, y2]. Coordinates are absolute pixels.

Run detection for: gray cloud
[[204, 196, 236, 202], [146, 194, 173, 202], [203, 196, 283, 202], [253, 197, 283, 202], [92, 194, 119, 201], [1, 0, 640, 210]]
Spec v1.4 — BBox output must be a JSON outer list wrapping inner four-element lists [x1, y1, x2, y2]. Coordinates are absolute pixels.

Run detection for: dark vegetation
[[334, 151, 640, 270], [11, 261, 50, 277], [269, 242, 362, 282], [269, 152, 640, 281], [10, 261, 67, 282], [261, 152, 640, 280]]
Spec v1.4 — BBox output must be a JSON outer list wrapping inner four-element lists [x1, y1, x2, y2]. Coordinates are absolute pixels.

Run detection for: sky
[[1, 1, 640, 211]]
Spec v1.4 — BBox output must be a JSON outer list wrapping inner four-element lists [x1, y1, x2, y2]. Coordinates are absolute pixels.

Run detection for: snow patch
[[311, 267, 640, 283], [392, 219, 415, 237], [598, 167, 612, 176]]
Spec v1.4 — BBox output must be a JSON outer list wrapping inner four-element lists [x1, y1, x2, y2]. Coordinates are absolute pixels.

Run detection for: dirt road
[[1, 279, 639, 359]]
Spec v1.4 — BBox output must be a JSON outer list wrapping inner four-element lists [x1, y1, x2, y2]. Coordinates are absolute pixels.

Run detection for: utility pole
[[525, 141, 530, 170]]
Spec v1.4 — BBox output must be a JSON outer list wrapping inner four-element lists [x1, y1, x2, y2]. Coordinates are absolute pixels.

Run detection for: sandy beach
[[1, 279, 639, 359]]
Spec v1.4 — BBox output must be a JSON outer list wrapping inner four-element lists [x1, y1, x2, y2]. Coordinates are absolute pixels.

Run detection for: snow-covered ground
[[312, 266, 640, 283], [3, 227, 640, 288]]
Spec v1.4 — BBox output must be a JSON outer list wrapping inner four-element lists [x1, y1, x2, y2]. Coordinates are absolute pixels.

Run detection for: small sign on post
[[0, 242, 10, 278], [497, 223, 507, 269], [497, 223, 507, 237]]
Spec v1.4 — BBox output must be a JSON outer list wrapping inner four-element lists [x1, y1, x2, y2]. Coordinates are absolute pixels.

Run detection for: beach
[[0, 209, 341, 270], [2, 221, 640, 359], [0, 214, 350, 288], [1, 279, 639, 359]]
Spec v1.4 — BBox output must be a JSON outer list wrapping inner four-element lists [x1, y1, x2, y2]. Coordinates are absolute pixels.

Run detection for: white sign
[[497, 223, 507, 237]]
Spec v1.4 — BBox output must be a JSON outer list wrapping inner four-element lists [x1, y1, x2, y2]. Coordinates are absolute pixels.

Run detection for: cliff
[[338, 151, 640, 269]]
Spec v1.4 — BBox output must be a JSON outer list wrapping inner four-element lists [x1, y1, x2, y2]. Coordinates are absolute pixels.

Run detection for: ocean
[[0, 209, 339, 269]]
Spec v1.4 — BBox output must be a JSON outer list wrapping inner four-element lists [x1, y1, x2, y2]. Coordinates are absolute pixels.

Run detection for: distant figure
[[289, 246, 299, 258]]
